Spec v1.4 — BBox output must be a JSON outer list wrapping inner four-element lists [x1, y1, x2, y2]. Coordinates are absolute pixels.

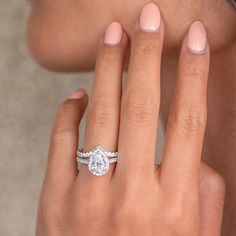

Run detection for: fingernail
[[104, 21, 123, 45], [187, 21, 207, 54], [140, 3, 161, 32], [69, 89, 86, 99]]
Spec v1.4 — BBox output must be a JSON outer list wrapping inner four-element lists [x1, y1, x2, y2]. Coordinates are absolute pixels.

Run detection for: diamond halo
[[77, 146, 118, 176]]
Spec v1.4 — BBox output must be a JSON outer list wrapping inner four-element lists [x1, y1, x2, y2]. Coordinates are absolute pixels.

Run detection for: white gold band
[[77, 157, 118, 165], [77, 147, 118, 158]]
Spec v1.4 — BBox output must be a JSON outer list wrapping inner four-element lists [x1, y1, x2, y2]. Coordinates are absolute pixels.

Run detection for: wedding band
[[77, 146, 118, 176]]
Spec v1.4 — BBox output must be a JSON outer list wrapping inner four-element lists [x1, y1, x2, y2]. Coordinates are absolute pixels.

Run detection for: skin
[[27, 0, 236, 235], [27, 0, 236, 70], [36, 7, 225, 236]]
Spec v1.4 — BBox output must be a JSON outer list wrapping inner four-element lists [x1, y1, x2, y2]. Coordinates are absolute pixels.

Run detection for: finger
[[116, 3, 164, 177], [199, 163, 225, 236], [43, 90, 88, 197], [78, 22, 128, 179], [160, 21, 209, 187]]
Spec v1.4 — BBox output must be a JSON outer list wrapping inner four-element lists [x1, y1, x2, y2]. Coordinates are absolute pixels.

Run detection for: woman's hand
[[36, 3, 225, 236]]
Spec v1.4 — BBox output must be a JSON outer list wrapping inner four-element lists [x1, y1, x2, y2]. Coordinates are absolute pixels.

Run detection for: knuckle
[[122, 93, 157, 126], [164, 207, 184, 226], [169, 103, 206, 136], [52, 128, 76, 147], [163, 202, 193, 233], [185, 64, 204, 80], [182, 56, 206, 80], [88, 99, 119, 127], [133, 36, 161, 56], [162, 195, 186, 224], [201, 166, 226, 195], [57, 101, 75, 121], [210, 174, 226, 195], [100, 46, 123, 64]]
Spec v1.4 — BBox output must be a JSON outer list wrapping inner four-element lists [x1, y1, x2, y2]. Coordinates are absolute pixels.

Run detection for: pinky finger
[[160, 21, 209, 188]]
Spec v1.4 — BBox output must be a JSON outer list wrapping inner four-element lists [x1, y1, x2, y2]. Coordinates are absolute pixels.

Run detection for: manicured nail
[[140, 3, 161, 32], [69, 89, 86, 99], [104, 21, 123, 45], [187, 21, 207, 54]]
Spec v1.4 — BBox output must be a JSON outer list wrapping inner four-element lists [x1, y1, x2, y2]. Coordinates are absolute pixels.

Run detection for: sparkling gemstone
[[88, 148, 109, 176]]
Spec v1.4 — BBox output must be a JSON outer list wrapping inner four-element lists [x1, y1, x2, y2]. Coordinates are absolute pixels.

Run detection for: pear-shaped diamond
[[88, 147, 109, 176]]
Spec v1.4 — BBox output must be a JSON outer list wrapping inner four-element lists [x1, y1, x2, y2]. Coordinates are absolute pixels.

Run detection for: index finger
[[43, 92, 88, 196]]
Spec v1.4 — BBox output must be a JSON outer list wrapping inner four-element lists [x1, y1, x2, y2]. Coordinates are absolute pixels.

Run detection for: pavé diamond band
[[77, 146, 118, 176]]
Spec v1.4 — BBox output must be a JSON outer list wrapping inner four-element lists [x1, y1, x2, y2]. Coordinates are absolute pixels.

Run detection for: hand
[[36, 3, 225, 236]]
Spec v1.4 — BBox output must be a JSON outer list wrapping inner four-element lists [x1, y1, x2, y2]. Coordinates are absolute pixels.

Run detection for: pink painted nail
[[104, 21, 123, 45], [187, 21, 207, 54], [140, 3, 161, 32], [69, 89, 86, 99]]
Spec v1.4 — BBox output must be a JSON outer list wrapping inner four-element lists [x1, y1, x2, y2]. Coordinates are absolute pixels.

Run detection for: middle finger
[[117, 3, 164, 177]]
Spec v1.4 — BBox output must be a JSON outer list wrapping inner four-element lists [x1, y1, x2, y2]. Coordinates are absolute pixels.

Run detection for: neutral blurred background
[[0, 1, 92, 235], [0, 1, 164, 235]]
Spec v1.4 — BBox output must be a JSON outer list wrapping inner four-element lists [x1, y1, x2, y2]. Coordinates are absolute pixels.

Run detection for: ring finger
[[78, 22, 128, 180]]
